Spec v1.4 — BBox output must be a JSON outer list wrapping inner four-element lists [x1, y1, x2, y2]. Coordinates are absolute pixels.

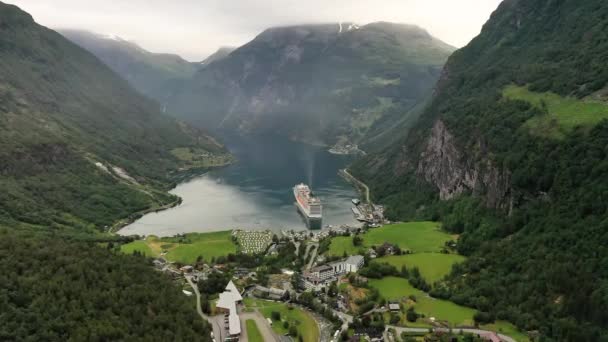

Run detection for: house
[[253, 285, 287, 300], [180, 265, 194, 273], [388, 302, 400, 312], [344, 255, 364, 273], [303, 255, 366, 290], [152, 258, 167, 269], [162, 266, 182, 280], [215, 281, 243, 338], [309, 265, 335, 282], [234, 267, 250, 278], [330, 255, 365, 276]]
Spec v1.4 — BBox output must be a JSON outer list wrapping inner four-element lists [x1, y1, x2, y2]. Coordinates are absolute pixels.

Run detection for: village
[[140, 224, 513, 342]]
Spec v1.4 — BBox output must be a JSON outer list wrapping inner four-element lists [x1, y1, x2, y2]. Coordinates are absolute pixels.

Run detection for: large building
[[303, 255, 365, 290], [216, 280, 243, 338]]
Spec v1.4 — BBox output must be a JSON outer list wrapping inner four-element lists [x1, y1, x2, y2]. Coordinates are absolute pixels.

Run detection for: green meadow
[[245, 319, 264, 342], [503, 85, 608, 138], [120, 230, 237, 263], [378, 253, 466, 283], [120, 239, 155, 257], [244, 298, 319, 342], [369, 277, 476, 326], [327, 221, 454, 256]]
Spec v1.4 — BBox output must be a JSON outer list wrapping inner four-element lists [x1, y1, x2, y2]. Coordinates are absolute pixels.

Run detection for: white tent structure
[[216, 280, 243, 337]]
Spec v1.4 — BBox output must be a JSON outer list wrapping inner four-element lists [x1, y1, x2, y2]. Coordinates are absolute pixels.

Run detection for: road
[[331, 308, 353, 333], [387, 325, 517, 342], [185, 276, 224, 341], [240, 311, 280, 342], [306, 243, 319, 270], [302, 243, 313, 262], [341, 169, 370, 204]]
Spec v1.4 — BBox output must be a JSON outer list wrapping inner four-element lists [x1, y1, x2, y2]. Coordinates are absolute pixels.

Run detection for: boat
[[352, 198, 361, 206], [293, 183, 322, 229]]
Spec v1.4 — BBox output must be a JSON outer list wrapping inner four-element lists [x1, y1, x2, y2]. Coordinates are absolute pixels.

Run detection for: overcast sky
[[8, 0, 503, 61]]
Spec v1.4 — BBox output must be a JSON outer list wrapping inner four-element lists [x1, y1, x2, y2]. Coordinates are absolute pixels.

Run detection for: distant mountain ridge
[[165, 22, 455, 147], [200, 46, 236, 67], [59, 29, 200, 105]]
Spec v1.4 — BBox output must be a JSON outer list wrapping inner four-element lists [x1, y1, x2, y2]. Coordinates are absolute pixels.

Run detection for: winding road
[[185, 276, 224, 341]]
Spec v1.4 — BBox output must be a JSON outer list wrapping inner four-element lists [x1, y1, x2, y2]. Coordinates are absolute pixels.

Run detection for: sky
[[7, 0, 503, 61]]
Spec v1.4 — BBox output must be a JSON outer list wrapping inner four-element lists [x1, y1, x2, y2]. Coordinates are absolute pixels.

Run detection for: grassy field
[[378, 253, 466, 283], [328, 222, 453, 256], [246, 319, 264, 342], [120, 239, 155, 257], [166, 231, 237, 264], [327, 236, 365, 256], [119, 231, 237, 264], [369, 277, 476, 326], [503, 85, 608, 138], [244, 299, 319, 342]]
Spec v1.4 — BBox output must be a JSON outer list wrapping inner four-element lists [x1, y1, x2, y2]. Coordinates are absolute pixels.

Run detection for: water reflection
[[119, 136, 360, 236]]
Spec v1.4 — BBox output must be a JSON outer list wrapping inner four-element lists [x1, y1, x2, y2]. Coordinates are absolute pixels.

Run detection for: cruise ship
[[293, 183, 323, 229]]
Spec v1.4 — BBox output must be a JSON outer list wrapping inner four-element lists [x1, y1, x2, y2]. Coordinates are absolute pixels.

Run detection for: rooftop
[[345, 255, 364, 265], [215, 281, 242, 336]]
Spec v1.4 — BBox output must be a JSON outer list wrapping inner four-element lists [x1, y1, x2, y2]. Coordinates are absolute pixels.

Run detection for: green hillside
[[0, 228, 211, 341], [351, 0, 608, 340], [166, 22, 454, 148], [0, 3, 228, 231]]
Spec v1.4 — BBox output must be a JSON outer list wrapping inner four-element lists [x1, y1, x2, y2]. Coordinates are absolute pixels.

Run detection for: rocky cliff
[[416, 120, 511, 210]]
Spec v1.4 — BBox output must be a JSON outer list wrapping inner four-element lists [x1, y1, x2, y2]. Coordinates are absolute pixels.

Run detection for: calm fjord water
[[119, 136, 360, 237]]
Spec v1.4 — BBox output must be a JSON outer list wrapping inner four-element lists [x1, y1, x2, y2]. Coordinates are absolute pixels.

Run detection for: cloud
[[6, 0, 503, 61]]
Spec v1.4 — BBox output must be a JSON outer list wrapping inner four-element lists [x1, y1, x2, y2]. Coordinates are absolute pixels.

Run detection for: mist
[[7, 0, 503, 61]]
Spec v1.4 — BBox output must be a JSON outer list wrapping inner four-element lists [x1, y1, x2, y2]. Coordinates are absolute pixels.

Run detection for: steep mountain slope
[[352, 0, 608, 340], [166, 22, 455, 148], [0, 3, 228, 231], [59, 29, 199, 105]]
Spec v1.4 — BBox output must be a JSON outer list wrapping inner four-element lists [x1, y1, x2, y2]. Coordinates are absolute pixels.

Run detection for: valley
[[2, 0, 608, 341]]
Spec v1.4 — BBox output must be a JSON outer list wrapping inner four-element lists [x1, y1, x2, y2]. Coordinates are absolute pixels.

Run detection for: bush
[[271, 311, 281, 321], [473, 311, 495, 325], [406, 308, 419, 322]]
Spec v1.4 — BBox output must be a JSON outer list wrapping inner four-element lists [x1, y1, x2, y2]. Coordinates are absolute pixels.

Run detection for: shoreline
[[110, 160, 235, 235], [338, 168, 371, 204]]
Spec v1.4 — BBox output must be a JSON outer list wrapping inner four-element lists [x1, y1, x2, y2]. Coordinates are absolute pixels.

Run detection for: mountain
[[59, 29, 200, 105], [351, 0, 608, 340], [0, 3, 229, 231], [200, 46, 236, 67], [166, 22, 455, 148]]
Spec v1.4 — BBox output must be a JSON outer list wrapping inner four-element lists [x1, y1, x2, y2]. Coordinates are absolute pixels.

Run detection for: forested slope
[[352, 0, 608, 340], [0, 228, 211, 341], [0, 2, 227, 231]]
